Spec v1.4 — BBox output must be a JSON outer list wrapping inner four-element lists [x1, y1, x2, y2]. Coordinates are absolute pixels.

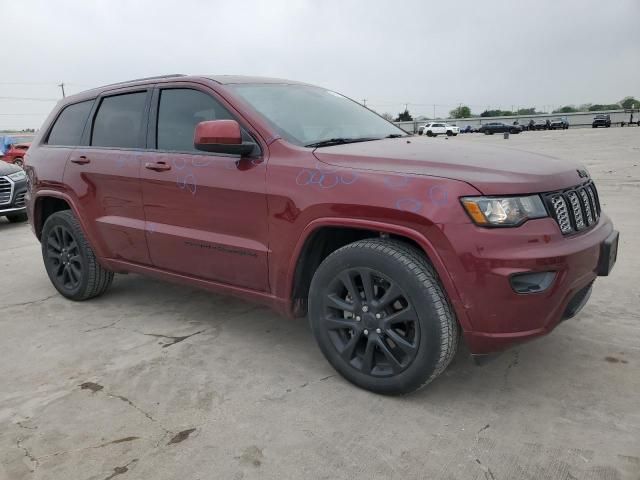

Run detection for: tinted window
[[156, 89, 233, 151], [91, 92, 147, 148], [47, 100, 93, 146]]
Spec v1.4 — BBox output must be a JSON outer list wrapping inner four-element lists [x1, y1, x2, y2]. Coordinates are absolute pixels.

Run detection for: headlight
[[8, 170, 27, 182], [461, 195, 547, 226]]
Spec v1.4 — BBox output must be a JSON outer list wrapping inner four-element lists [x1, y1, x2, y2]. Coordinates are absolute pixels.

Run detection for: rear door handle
[[70, 156, 90, 165], [145, 161, 171, 172]]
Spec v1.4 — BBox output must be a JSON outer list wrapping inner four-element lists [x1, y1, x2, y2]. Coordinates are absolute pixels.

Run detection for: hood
[[0, 161, 22, 177], [312, 138, 588, 195]]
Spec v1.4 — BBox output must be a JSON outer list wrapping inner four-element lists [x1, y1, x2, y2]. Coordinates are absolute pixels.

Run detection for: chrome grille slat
[[0, 178, 12, 205], [545, 181, 601, 235], [579, 188, 594, 225]]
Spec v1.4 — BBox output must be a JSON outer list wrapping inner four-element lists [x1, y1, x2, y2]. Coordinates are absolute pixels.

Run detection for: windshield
[[228, 83, 406, 147]]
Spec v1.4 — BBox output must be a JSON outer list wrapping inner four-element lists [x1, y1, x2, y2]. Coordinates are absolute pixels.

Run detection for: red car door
[[63, 87, 152, 265], [139, 85, 270, 291]]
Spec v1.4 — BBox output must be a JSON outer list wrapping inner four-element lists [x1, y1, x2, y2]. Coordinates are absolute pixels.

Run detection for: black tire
[[41, 210, 113, 301], [6, 212, 28, 223], [446, 131, 453, 136], [426, 131, 433, 137], [452, 133, 458, 136], [308, 239, 459, 395]]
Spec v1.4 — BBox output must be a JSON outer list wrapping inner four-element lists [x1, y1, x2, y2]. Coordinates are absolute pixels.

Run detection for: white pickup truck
[[420, 122, 459, 137]]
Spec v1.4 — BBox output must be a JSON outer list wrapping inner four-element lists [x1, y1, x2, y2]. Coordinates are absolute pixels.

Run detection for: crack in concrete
[[83, 318, 123, 333], [475, 458, 496, 480], [102, 458, 138, 480], [142, 329, 206, 348], [16, 438, 38, 472], [3, 294, 57, 309], [36, 436, 142, 460]]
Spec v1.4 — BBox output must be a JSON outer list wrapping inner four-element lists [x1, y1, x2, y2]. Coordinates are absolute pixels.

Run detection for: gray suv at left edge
[[0, 162, 28, 223]]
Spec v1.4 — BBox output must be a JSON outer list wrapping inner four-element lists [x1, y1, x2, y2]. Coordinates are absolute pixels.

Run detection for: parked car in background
[[550, 118, 569, 130], [592, 114, 611, 128], [529, 120, 549, 131], [0, 161, 28, 222], [460, 125, 476, 133], [478, 122, 522, 135], [0, 135, 34, 167], [423, 122, 459, 137], [24, 74, 618, 395]]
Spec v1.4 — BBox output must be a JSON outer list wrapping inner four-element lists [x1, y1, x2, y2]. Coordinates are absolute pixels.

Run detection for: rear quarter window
[[47, 100, 94, 146], [91, 92, 148, 149]]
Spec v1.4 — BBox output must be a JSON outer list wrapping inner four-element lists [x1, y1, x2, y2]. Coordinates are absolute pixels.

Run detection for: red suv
[[24, 75, 619, 394], [1, 135, 33, 167]]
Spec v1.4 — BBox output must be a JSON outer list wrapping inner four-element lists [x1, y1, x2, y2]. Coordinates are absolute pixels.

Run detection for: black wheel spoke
[[361, 339, 376, 373], [326, 293, 356, 313], [338, 271, 361, 309], [377, 283, 401, 309], [383, 307, 418, 329], [340, 333, 360, 362], [384, 329, 417, 357], [325, 316, 359, 331], [360, 269, 375, 304], [376, 337, 404, 373], [69, 264, 82, 282], [47, 236, 61, 252]]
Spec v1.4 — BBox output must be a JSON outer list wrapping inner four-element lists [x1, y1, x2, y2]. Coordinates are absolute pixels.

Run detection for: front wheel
[[426, 131, 433, 137], [446, 131, 453, 136], [41, 210, 114, 301], [308, 239, 459, 395], [14, 158, 23, 168]]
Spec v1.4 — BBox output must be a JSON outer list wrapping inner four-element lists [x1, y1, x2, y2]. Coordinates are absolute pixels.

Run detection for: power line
[[0, 96, 58, 102]]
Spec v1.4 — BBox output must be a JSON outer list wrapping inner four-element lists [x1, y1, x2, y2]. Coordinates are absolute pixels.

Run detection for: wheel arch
[[286, 217, 470, 330]]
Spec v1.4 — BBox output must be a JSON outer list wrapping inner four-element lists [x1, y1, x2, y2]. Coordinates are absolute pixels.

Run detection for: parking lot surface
[[1, 127, 638, 480]]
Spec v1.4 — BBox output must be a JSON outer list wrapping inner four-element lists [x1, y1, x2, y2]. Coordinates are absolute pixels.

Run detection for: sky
[[1, 0, 638, 129]]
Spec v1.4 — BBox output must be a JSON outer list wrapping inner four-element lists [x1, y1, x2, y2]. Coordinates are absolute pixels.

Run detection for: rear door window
[[156, 88, 233, 152], [91, 92, 147, 148], [47, 100, 94, 146]]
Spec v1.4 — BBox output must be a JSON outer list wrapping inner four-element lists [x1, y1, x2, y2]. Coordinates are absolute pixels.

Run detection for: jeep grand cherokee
[[24, 75, 619, 394]]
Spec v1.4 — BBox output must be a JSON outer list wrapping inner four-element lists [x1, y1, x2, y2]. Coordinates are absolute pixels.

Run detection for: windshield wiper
[[305, 137, 378, 148]]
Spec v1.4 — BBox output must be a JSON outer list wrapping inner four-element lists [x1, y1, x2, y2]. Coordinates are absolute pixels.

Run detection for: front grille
[[544, 181, 601, 235], [0, 178, 12, 205], [14, 191, 26, 208]]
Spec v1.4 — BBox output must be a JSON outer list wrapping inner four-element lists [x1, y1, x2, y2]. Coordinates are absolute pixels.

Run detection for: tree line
[[383, 96, 639, 121]]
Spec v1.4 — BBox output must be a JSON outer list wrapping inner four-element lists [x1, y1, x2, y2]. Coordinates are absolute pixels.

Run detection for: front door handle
[[145, 161, 171, 172], [70, 156, 90, 165]]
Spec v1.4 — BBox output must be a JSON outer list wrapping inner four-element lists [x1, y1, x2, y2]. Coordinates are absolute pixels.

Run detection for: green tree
[[381, 112, 394, 121], [553, 105, 578, 114], [517, 107, 537, 115], [588, 104, 620, 111], [395, 109, 413, 122], [620, 97, 639, 109], [449, 105, 472, 118]]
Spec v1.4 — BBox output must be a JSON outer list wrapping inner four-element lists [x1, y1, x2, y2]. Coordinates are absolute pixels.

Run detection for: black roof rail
[[101, 74, 186, 88]]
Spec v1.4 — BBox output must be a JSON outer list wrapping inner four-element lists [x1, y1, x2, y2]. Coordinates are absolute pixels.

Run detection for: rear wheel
[[308, 239, 459, 395], [41, 210, 114, 301]]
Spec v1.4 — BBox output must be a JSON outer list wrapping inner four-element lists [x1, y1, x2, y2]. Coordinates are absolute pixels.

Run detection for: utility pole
[[58, 82, 66, 98]]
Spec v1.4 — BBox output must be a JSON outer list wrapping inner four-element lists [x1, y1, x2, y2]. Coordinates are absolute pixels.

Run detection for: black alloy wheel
[[321, 267, 420, 377], [46, 224, 83, 292]]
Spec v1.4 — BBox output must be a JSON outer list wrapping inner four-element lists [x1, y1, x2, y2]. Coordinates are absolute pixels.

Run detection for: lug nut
[[364, 329, 369, 335], [376, 328, 382, 334], [362, 305, 369, 312], [375, 313, 381, 319], [355, 316, 361, 321]]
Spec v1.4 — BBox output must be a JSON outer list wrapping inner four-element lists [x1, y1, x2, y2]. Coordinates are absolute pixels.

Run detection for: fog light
[[510, 271, 556, 294]]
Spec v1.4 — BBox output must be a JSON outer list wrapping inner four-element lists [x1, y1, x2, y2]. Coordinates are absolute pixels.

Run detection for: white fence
[[394, 109, 638, 133]]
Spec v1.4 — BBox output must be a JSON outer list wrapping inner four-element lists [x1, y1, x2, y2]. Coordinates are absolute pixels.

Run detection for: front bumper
[[0, 177, 27, 215], [437, 215, 616, 354]]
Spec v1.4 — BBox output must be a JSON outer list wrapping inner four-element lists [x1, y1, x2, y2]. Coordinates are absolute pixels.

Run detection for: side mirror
[[194, 120, 256, 156]]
